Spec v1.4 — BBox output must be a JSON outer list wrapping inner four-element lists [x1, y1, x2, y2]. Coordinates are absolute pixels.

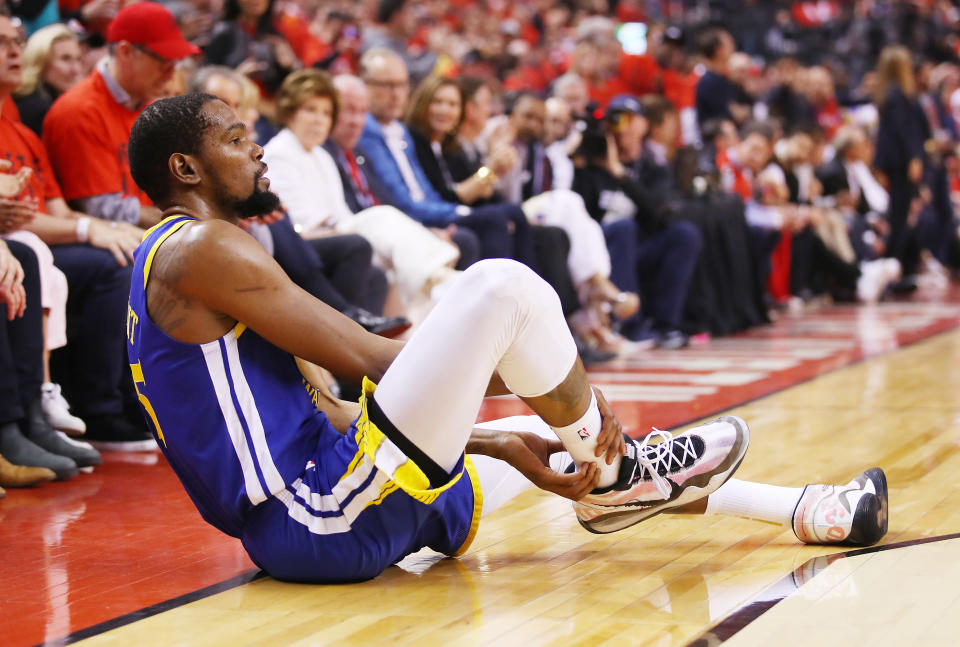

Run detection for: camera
[[573, 104, 610, 161]]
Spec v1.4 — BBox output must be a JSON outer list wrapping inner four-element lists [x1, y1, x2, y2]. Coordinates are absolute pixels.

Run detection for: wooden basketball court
[[6, 293, 960, 647]]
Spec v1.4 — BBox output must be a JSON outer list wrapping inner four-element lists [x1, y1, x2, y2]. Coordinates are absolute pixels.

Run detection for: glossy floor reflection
[[719, 536, 960, 647], [4, 293, 960, 647]]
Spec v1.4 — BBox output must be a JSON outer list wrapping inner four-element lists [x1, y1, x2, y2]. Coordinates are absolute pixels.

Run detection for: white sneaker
[[792, 468, 888, 546], [573, 416, 751, 534], [41, 383, 86, 436], [857, 260, 887, 303], [882, 258, 902, 284]]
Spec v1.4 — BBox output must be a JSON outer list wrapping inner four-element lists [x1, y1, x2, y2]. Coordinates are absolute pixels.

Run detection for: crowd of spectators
[[2, 0, 960, 496]]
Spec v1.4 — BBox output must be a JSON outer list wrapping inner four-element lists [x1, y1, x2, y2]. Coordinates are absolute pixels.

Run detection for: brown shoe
[[0, 453, 56, 487]]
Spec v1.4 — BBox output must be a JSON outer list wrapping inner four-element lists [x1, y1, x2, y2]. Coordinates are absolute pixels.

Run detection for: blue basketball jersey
[[126, 215, 334, 537], [126, 215, 481, 582]]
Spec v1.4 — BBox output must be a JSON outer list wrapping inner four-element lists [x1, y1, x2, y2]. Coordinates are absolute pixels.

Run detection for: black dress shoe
[[84, 414, 158, 452], [343, 307, 412, 338], [889, 276, 918, 294], [655, 330, 689, 350], [573, 334, 616, 365]]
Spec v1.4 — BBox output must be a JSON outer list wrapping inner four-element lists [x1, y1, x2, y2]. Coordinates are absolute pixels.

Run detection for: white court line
[[587, 371, 766, 386], [610, 357, 800, 371]]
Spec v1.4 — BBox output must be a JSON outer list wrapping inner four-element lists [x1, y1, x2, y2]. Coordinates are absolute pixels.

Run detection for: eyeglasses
[[0, 35, 25, 52], [366, 79, 409, 91], [134, 44, 174, 66]]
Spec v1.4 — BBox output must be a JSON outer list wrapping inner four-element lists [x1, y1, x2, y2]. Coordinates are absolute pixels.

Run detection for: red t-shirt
[[42, 70, 151, 205], [1, 113, 63, 213], [662, 69, 699, 111], [275, 11, 328, 68], [586, 77, 631, 109], [619, 53, 660, 97], [816, 98, 843, 139], [1, 95, 20, 122]]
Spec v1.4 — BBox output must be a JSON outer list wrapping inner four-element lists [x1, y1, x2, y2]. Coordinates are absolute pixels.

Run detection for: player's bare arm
[[147, 216, 405, 386], [147, 216, 515, 400]]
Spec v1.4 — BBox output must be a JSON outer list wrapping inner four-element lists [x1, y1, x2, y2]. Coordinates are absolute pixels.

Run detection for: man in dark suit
[[816, 126, 890, 261], [326, 74, 480, 269]]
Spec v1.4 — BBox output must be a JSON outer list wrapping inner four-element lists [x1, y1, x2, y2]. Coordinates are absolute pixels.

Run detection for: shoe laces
[[634, 429, 701, 498]]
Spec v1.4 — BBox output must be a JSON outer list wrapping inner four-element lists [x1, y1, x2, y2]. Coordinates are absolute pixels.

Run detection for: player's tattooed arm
[[147, 234, 193, 334]]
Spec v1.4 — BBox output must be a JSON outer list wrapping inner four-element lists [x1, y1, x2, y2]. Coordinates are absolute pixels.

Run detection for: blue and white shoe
[[573, 416, 750, 534]]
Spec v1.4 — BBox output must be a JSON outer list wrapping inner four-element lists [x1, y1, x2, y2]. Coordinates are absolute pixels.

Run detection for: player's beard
[[234, 186, 281, 219], [232, 167, 281, 219]]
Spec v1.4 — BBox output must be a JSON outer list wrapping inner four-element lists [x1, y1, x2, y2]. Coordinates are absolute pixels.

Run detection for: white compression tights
[[374, 259, 579, 474], [471, 415, 569, 518]]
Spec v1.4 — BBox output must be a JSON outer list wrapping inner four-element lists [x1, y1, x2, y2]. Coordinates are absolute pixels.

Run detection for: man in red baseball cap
[[106, 1, 201, 62], [35, 2, 201, 451], [43, 1, 200, 232]]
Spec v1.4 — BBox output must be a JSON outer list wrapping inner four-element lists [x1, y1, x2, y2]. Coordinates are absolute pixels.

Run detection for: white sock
[[549, 391, 620, 488], [704, 479, 804, 526]]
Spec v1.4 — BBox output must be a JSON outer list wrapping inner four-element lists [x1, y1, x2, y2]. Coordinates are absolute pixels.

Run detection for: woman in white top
[[262, 70, 460, 302]]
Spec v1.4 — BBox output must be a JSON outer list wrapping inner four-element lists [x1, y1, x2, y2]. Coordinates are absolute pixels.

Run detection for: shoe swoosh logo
[[666, 477, 679, 497], [838, 486, 862, 514]]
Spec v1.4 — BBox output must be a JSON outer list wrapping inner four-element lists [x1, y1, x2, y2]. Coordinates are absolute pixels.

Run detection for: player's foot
[[792, 468, 888, 546], [573, 416, 751, 534]]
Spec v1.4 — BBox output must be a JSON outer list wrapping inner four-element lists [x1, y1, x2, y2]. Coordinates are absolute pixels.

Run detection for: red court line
[[479, 296, 960, 433]]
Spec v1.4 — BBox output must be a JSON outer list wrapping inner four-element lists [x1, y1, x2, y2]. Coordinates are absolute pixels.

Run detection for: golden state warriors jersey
[[126, 215, 337, 537]]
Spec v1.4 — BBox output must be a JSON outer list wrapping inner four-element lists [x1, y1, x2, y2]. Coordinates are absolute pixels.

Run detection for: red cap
[[106, 2, 201, 60]]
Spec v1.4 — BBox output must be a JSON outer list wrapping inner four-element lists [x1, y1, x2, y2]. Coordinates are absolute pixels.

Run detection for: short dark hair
[[741, 120, 776, 143], [641, 95, 675, 129], [459, 76, 489, 103], [223, 0, 277, 34], [129, 93, 218, 205], [697, 27, 730, 60], [503, 90, 544, 115], [376, 0, 407, 24], [700, 117, 732, 144]]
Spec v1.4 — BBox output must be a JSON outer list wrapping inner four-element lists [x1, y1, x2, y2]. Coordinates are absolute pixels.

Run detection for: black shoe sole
[[845, 468, 888, 546]]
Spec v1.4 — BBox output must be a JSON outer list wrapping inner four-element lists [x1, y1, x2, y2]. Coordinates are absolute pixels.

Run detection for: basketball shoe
[[573, 416, 750, 534], [792, 468, 888, 546]]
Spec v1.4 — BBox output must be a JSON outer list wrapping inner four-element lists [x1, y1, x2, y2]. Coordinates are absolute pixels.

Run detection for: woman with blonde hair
[[873, 45, 927, 285], [13, 23, 83, 136]]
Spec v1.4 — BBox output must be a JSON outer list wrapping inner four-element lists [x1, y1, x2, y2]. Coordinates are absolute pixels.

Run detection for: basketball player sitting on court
[[124, 94, 889, 583]]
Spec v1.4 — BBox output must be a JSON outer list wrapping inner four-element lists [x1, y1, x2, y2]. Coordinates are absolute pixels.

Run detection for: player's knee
[[462, 258, 558, 313]]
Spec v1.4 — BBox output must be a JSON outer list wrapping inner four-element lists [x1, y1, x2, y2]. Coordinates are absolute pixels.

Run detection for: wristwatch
[[476, 166, 497, 184]]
